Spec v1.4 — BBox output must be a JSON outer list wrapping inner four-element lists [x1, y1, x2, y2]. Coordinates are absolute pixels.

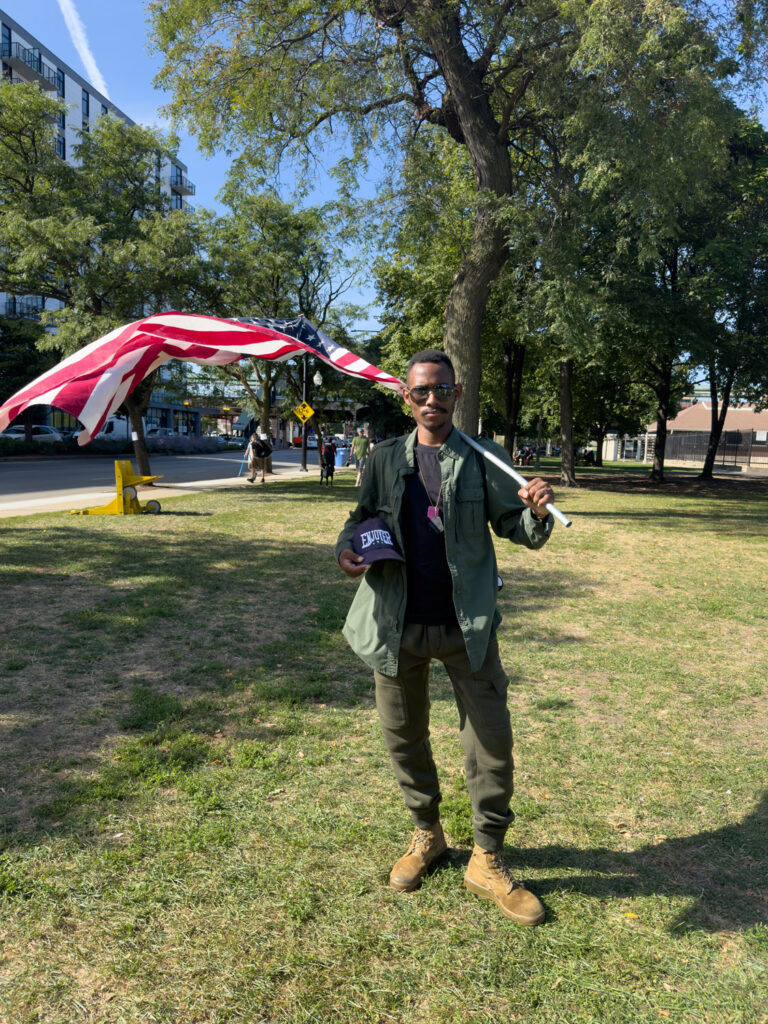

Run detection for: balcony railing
[[1, 43, 57, 90], [170, 170, 196, 196]]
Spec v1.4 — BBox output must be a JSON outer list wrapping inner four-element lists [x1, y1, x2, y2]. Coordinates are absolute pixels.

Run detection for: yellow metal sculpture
[[71, 460, 163, 515]]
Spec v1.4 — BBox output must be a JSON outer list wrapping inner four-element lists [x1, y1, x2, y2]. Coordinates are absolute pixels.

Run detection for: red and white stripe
[[0, 312, 404, 444]]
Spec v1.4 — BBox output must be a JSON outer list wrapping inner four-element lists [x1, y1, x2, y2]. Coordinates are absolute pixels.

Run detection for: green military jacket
[[335, 427, 553, 675]]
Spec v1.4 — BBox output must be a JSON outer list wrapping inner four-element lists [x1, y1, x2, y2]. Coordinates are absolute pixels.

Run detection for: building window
[[172, 193, 183, 210], [54, 135, 65, 160], [57, 110, 65, 131], [81, 88, 89, 118], [56, 68, 64, 97], [1, 24, 10, 59], [101, 103, 107, 116]]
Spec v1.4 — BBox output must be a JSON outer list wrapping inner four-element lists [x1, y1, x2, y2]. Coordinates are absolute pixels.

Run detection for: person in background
[[246, 432, 271, 484], [351, 428, 371, 486]]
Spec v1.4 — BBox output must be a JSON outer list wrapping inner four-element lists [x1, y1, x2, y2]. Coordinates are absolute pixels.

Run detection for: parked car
[[3, 425, 63, 443]]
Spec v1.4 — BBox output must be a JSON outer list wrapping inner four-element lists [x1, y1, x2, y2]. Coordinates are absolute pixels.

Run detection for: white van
[[74, 416, 144, 441]]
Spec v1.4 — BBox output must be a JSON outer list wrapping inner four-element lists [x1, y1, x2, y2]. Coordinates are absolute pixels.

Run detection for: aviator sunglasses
[[406, 384, 457, 404]]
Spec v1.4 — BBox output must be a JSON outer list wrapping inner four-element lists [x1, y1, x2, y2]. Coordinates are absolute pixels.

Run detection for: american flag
[[0, 312, 404, 444]]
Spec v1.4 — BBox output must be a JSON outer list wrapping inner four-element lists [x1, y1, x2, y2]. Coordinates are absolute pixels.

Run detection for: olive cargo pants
[[374, 622, 514, 852]]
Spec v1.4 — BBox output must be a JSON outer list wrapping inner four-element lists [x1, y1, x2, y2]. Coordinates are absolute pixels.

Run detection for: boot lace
[[488, 852, 522, 893], [409, 828, 438, 856]]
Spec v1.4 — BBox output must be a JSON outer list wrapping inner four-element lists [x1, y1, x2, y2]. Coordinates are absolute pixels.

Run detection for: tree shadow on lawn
[[0, 518, 580, 842], [571, 470, 768, 500], [580, 504, 768, 536], [503, 790, 768, 933]]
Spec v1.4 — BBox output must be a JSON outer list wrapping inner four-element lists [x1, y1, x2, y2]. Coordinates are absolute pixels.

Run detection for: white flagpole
[[457, 430, 572, 528]]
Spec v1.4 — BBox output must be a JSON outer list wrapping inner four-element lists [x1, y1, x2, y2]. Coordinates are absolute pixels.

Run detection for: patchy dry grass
[[0, 473, 766, 1023]]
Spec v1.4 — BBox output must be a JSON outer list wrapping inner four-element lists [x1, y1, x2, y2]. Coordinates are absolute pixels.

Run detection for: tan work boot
[[389, 824, 448, 892], [464, 844, 545, 926]]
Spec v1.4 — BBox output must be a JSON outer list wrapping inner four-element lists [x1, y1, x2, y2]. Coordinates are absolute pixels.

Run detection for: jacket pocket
[[455, 486, 485, 537]]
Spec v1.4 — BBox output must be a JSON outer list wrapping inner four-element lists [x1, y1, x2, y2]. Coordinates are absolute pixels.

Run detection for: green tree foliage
[[0, 317, 53, 441], [689, 118, 768, 477], [374, 129, 545, 452], [192, 191, 369, 445], [371, 10, 740, 481], [148, 0, 580, 432], [149, 0, 768, 439]]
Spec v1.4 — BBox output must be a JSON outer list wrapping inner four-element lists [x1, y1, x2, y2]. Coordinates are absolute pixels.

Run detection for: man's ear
[[454, 383, 463, 400]]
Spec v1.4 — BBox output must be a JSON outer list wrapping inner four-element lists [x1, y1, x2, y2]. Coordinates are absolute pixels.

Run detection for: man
[[351, 428, 370, 486], [335, 350, 555, 926]]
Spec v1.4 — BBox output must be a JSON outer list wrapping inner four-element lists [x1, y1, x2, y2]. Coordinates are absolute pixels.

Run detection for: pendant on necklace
[[427, 505, 440, 520]]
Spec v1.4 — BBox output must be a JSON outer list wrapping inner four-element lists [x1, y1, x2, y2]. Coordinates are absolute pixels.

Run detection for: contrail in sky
[[56, 0, 110, 99]]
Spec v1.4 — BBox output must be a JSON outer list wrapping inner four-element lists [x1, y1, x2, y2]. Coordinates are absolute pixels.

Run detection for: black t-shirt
[[402, 443, 457, 626]]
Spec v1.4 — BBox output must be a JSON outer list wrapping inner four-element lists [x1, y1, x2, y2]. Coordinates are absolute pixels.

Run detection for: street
[[0, 446, 325, 517]]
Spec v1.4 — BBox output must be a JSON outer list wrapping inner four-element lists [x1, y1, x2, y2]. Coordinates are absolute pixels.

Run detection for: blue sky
[[2, 0, 382, 325], [3, 0, 233, 210]]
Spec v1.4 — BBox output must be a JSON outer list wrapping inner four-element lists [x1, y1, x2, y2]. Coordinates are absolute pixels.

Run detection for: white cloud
[[55, 0, 110, 99]]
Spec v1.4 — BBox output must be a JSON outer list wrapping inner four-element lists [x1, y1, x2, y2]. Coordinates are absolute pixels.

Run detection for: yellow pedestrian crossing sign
[[293, 401, 314, 423]]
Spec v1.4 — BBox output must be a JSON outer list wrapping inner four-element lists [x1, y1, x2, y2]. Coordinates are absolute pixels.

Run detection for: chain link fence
[[665, 429, 768, 469]]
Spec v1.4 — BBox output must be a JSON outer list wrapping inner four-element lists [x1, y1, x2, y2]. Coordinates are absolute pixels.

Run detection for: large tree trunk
[[649, 248, 680, 484], [559, 359, 577, 487], [698, 367, 734, 480], [420, 6, 514, 434], [593, 426, 606, 467], [444, 199, 510, 433], [649, 358, 673, 483], [124, 371, 157, 477], [502, 340, 526, 456], [125, 397, 151, 476]]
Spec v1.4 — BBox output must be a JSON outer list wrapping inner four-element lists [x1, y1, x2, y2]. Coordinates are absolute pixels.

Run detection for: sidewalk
[[0, 462, 331, 518]]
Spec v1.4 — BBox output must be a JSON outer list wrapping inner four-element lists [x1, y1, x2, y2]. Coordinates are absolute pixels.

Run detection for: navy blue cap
[[353, 516, 405, 565]]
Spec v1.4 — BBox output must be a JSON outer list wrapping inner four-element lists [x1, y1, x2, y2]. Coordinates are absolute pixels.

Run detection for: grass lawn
[[1, 469, 766, 1023]]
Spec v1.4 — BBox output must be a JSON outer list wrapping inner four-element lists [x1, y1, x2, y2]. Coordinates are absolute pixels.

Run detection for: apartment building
[[1, 6, 196, 321], [1, 8, 202, 436], [0, 9, 194, 198]]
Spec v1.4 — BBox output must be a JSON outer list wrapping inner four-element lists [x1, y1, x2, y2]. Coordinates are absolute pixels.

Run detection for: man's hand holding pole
[[518, 477, 556, 520]]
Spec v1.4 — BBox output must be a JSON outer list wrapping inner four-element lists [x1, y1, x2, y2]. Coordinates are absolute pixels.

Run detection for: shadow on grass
[[0, 502, 580, 844], [504, 790, 768, 933], [581, 504, 768, 536], [567, 469, 768, 499]]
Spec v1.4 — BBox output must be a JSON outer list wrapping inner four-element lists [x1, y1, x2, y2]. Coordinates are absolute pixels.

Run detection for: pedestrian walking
[[245, 432, 271, 484], [351, 428, 370, 486]]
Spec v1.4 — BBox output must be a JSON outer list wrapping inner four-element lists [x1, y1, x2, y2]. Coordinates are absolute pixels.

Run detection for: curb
[[0, 463, 352, 519]]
